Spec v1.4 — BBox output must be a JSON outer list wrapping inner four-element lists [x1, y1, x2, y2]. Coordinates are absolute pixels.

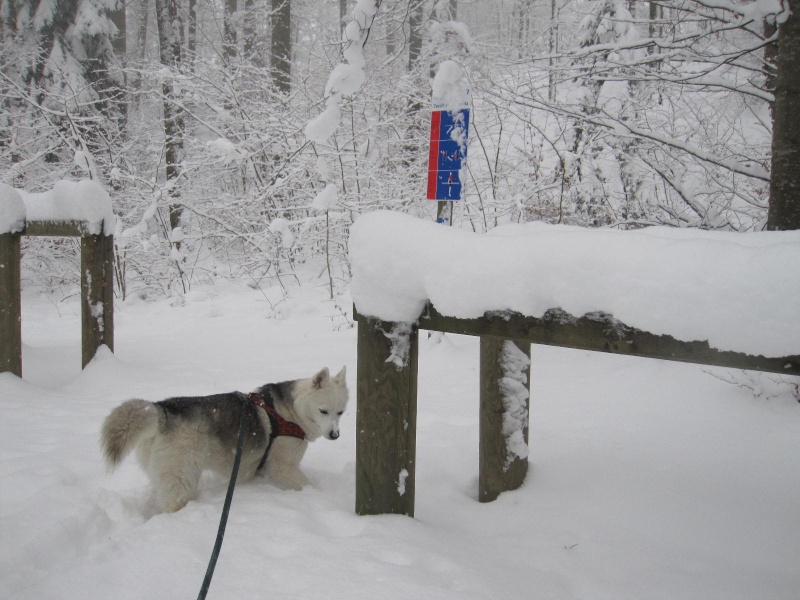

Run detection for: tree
[[271, 0, 291, 93], [154, 0, 187, 272], [0, 0, 124, 185], [224, 0, 239, 65], [476, 0, 779, 230], [768, 1, 800, 230]]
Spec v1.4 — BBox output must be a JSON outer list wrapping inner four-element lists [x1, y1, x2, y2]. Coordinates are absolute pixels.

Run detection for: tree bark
[[407, 0, 423, 73], [271, 0, 291, 93], [224, 0, 238, 64], [155, 0, 186, 237], [187, 0, 198, 70], [244, 0, 260, 64], [765, 17, 778, 112], [768, 2, 800, 230]]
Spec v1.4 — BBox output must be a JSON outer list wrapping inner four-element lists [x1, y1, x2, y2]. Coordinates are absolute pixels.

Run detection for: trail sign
[[427, 93, 470, 202]]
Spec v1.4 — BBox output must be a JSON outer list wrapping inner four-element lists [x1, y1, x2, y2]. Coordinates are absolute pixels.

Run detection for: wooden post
[[436, 201, 453, 225], [355, 314, 419, 516], [0, 233, 22, 376], [81, 233, 114, 367], [479, 337, 531, 502]]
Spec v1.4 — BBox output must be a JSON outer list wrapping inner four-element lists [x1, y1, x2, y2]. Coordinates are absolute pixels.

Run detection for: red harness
[[247, 393, 305, 440]]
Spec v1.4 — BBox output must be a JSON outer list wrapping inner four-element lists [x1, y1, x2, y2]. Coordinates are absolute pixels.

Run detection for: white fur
[[100, 367, 348, 513]]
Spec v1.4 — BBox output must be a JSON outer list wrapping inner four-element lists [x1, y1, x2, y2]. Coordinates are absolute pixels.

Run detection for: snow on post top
[[0, 183, 26, 234], [16, 180, 116, 236], [349, 211, 800, 357], [432, 60, 469, 112]]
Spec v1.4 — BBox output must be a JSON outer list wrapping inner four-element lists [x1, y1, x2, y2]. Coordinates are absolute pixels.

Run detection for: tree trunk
[[108, 1, 126, 65], [340, 0, 349, 37], [768, 2, 800, 230], [187, 0, 198, 70], [548, 0, 558, 101], [244, 0, 260, 64], [407, 0, 423, 73], [223, 0, 238, 64], [271, 0, 291, 93], [406, 0, 424, 118], [26, 0, 81, 103], [109, 2, 127, 113], [154, 0, 186, 238]]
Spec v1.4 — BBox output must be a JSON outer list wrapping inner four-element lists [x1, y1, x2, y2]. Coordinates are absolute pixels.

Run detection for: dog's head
[[294, 366, 348, 441]]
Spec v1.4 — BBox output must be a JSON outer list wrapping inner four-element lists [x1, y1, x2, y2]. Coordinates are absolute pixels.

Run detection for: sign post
[[427, 89, 470, 225]]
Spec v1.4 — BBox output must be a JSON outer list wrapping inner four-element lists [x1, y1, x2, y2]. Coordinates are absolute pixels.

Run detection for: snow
[[499, 341, 531, 468], [1, 180, 116, 235], [325, 63, 366, 97], [205, 138, 246, 165], [304, 1, 374, 145], [311, 183, 339, 211], [432, 61, 465, 99], [382, 321, 415, 370], [0, 182, 26, 234], [432, 60, 471, 117], [305, 99, 342, 144], [268, 217, 295, 248], [1, 282, 799, 600], [349, 211, 800, 357]]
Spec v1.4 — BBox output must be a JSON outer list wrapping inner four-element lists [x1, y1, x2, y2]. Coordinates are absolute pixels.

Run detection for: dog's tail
[[100, 399, 161, 470]]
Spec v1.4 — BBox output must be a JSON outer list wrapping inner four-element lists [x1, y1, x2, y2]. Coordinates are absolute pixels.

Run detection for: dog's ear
[[333, 366, 346, 383], [313, 367, 330, 389]]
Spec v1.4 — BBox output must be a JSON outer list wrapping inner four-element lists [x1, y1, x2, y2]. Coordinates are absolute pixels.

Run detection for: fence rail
[[354, 303, 798, 517], [0, 220, 114, 376]]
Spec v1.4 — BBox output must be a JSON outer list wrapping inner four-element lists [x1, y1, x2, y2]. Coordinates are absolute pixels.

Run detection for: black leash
[[197, 399, 248, 600]]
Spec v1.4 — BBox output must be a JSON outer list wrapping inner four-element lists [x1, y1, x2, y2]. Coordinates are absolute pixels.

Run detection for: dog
[[101, 366, 348, 512]]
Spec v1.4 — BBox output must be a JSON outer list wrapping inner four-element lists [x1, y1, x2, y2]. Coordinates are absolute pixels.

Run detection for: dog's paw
[[268, 469, 312, 491]]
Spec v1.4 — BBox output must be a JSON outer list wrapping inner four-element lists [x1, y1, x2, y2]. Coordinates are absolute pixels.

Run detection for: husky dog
[[101, 367, 347, 513]]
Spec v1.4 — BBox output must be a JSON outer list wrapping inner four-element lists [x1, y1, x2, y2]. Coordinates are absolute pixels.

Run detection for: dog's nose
[[329, 430, 339, 440]]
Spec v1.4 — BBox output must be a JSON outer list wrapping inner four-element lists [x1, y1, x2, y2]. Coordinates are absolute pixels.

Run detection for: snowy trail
[[2, 284, 799, 599]]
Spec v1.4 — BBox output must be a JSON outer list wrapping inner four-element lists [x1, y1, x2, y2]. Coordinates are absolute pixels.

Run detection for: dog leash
[[196, 398, 248, 600]]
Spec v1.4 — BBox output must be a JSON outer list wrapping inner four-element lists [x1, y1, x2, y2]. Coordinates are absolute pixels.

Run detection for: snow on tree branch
[[304, 1, 380, 144]]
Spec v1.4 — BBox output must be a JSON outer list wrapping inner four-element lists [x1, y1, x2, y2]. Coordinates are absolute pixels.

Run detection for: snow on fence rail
[[349, 211, 800, 517], [0, 181, 115, 376]]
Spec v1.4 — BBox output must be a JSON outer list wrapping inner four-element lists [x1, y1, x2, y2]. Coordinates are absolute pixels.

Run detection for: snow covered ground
[[2, 282, 798, 599]]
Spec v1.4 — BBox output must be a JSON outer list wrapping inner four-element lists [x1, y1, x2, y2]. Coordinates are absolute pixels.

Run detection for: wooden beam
[[355, 314, 419, 517], [81, 234, 114, 367], [23, 220, 96, 237], [479, 338, 531, 502], [1, 219, 115, 375], [0, 233, 22, 376], [418, 304, 799, 376]]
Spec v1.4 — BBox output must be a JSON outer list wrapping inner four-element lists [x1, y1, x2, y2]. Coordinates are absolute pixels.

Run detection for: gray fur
[[99, 366, 348, 513]]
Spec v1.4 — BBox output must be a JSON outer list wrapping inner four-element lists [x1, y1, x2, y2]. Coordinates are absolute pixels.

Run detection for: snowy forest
[[1, 0, 798, 299]]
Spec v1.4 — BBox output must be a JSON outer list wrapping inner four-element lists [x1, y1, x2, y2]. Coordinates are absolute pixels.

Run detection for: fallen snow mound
[[350, 211, 800, 357]]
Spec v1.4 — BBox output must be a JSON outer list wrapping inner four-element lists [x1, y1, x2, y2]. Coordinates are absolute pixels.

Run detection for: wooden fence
[[0, 220, 114, 376], [355, 303, 799, 517]]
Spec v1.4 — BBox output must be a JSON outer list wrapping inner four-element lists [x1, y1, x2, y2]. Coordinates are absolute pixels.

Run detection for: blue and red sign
[[427, 107, 470, 201]]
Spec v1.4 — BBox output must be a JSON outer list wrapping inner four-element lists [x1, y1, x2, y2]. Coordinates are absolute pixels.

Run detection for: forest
[[1, 0, 797, 300]]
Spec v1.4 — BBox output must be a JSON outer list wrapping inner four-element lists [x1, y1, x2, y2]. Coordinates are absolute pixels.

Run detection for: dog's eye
[[337, 411, 344, 416], [319, 409, 329, 415]]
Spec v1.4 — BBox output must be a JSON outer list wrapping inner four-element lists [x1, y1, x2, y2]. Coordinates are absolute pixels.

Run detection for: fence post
[[479, 337, 531, 502], [81, 232, 114, 367], [355, 314, 419, 516], [0, 233, 22, 376]]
